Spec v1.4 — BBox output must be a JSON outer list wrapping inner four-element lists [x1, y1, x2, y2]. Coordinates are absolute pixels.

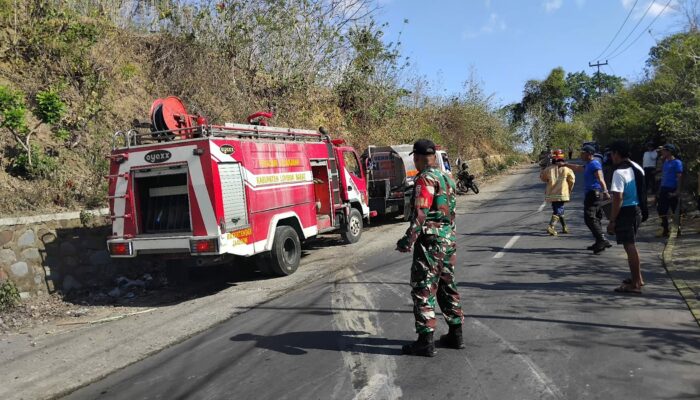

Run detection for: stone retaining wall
[[0, 209, 144, 299]]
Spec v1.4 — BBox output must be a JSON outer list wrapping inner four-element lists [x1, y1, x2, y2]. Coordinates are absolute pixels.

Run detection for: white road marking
[[472, 319, 564, 399], [330, 268, 402, 400], [538, 201, 547, 212], [493, 235, 521, 259]]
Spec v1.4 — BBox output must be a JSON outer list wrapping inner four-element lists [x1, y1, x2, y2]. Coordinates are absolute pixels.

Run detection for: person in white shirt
[[642, 142, 658, 194], [607, 140, 648, 294]]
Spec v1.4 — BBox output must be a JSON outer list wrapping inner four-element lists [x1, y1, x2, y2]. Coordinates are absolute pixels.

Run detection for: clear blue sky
[[376, 0, 682, 105]]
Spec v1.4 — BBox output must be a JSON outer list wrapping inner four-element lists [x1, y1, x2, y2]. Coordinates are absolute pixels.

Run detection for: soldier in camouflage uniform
[[396, 139, 464, 357]]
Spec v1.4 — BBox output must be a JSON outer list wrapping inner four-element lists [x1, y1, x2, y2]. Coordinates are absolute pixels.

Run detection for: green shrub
[[79, 209, 93, 226], [0, 279, 20, 312], [0, 86, 27, 132], [10, 144, 58, 179], [35, 89, 65, 125], [55, 128, 71, 141], [119, 63, 139, 80]]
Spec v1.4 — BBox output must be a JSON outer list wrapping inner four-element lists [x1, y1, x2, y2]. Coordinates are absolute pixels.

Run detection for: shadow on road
[[230, 330, 407, 355]]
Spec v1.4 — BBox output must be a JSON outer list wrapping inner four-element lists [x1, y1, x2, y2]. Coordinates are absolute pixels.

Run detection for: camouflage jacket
[[398, 167, 456, 249]]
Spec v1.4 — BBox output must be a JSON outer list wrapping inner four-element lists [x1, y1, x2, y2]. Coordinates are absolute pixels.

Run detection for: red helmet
[[552, 149, 565, 161]]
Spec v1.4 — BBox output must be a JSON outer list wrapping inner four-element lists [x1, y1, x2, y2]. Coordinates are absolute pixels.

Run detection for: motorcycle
[[456, 168, 479, 194]]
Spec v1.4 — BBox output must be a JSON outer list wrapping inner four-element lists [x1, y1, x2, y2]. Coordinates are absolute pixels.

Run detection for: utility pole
[[589, 60, 608, 96]]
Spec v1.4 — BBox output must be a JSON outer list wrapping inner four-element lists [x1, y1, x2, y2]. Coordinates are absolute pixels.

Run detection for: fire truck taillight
[[190, 239, 218, 254], [109, 242, 132, 256]]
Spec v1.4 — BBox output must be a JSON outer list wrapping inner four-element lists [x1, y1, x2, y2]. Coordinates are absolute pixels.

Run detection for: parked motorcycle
[[456, 164, 479, 194]]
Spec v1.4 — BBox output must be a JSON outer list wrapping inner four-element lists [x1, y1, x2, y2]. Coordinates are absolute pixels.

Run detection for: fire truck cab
[[106, 97, 371, 276]]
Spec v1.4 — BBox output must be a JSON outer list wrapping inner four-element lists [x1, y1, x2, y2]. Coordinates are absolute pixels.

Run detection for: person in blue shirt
[[607, 140, 648, 294], [564, 144, 612, 254], [657, 144, 683, 237]]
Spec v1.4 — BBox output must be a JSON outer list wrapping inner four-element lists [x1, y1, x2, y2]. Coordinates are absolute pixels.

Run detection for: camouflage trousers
[[410, 235, 464, 334]]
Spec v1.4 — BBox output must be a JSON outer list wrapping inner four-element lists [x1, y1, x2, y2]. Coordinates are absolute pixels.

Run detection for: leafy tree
[[0, 85, 64, 173], [566, 71, 624, 115], [510, 67, 624, 154]]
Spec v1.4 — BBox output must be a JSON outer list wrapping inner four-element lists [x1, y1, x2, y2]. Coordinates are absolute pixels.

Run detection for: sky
[[375, 0, 683, 105]]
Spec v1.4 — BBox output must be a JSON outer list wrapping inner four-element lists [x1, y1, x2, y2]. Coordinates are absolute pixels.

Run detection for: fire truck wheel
[[268, 226, 301, 276], [342, 208, 363, 244]]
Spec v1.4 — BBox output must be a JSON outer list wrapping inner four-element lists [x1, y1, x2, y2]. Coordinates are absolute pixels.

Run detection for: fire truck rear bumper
[[107, 236, 220, 258]]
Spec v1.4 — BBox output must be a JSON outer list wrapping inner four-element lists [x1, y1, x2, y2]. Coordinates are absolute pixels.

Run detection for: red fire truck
[[106, 97, 371, 276]]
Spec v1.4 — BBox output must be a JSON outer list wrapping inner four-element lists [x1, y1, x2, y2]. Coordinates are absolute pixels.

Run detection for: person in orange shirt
[[540, 150, 576, 236]]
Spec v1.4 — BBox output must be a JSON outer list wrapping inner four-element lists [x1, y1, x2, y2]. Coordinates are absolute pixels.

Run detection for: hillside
[[0, 1, 520, 217]]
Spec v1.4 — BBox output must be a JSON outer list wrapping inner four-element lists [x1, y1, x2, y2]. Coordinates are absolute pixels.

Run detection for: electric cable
[[607, 0, 672, 60], [590, 0, 639, 62], [603, 0, 658, 59]]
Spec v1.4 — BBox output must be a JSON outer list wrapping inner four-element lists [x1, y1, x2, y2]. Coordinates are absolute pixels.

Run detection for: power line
[[590, 0, 639, 62], [603, 0, 657, 59], [605, 63, 617, 76], [607, 0, 673, 60]]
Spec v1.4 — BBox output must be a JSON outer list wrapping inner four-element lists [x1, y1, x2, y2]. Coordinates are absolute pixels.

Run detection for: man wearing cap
[[564, 144, 612, 253], [657, 144, 683, 237], [396, 139, 464, 357]]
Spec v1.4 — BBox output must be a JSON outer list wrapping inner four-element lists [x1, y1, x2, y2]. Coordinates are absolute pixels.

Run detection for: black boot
[[402, 332, 436, 357], [439, 324, 465, 349]]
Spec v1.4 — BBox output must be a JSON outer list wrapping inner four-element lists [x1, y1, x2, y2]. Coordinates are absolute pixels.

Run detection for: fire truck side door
[[218, 162, 248, 232], [338, 149, 367, 204]]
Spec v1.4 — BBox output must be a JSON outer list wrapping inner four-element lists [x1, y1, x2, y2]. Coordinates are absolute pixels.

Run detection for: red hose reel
[[149, 96, 207, 140]]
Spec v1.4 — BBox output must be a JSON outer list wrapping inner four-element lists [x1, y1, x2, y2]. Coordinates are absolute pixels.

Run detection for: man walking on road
[[607, 140, 648, 294], [396, 139, 464, 357], [540, 150, 575, 236], [657, 144, 683, 237], [642, 142, 658, 194], [565, 144, 612, 254]]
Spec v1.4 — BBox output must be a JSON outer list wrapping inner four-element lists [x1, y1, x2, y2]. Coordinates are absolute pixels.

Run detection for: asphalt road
[[64, 166, 700, 400]]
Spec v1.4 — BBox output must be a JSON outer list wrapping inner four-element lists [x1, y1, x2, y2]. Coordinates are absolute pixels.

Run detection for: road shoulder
[[662, 212, 700, 327]]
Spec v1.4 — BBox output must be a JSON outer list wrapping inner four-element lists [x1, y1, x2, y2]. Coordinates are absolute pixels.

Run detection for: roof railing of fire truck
[[112, 124, 327, 150]]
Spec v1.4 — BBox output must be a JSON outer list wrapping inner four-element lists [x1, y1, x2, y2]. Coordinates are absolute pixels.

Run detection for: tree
[[566, 71, 624, 115], [510, 67, 624, 154], [0, 85, 64, 173]]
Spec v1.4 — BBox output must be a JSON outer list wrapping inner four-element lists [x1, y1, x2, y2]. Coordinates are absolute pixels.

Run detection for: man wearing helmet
[[540, 150, 575, 236]]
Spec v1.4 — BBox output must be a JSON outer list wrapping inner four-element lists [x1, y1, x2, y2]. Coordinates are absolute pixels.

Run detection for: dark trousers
[[657, 186, 679, 233], [584, 190, 606, 243], [644, 167, 656, 193]]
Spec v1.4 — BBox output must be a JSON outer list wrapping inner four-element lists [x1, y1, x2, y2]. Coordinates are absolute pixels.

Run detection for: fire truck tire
[[341, 208, 363, 244], [268, 226, 301, 276]]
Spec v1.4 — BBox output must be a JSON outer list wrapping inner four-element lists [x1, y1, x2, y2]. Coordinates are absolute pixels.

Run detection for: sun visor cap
[[410, 139, 437, 156], [663, 143, 677, 153], [581, 144, 596, 154]]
